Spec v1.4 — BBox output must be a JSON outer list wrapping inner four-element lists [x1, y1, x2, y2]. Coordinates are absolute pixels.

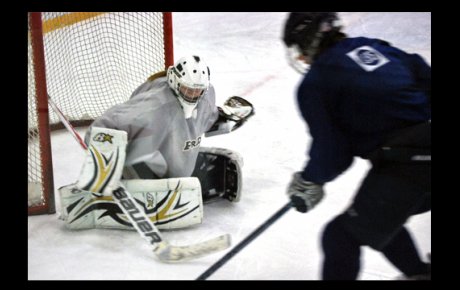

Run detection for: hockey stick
[[48, 94, 231, 262], [196, 201, 292, 280], [47, 96, 88, 150]]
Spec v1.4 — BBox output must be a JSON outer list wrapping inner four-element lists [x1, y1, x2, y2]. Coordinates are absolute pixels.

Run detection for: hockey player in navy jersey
[[59, 55, 254, 231], [283, 13, 431, 280]]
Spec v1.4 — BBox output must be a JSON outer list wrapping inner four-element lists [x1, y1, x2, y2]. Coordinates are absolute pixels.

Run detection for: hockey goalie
[[59, 55, 254, 231]]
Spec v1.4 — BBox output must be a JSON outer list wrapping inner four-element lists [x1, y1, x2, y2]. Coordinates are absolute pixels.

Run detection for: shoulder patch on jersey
[[346, 45, 389, 72]]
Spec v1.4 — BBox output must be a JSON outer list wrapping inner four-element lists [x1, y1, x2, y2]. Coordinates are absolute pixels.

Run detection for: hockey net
[[28, 12, 174, 215]]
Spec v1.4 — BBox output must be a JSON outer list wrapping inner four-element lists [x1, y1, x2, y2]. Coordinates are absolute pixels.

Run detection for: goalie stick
[[48, 97, 88, 150], [48, 94, 231, 262]]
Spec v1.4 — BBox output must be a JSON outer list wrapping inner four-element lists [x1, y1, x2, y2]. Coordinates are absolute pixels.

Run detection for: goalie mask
[[167, 55, 210, 118]]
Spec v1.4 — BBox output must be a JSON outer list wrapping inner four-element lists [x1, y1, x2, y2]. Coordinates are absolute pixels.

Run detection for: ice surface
[[28, 12, 431, 280]]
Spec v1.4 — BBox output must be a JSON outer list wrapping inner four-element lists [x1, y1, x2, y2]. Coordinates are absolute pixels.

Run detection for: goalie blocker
[[192, 147, 243, 203]]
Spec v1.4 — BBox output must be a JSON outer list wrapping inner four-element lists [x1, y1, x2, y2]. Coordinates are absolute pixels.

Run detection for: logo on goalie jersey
[[183, 136, 201, 151], [93, 133, 114, 144]]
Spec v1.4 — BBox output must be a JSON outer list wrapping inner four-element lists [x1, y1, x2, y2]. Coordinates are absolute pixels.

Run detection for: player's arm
[[205, 96, 254, 137]]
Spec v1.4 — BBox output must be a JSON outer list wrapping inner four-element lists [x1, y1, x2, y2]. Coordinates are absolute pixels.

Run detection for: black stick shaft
[[196, 202, 292, 280]]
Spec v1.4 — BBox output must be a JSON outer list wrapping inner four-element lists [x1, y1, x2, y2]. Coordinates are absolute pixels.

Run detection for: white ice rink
[[28, 12, 431, 280]]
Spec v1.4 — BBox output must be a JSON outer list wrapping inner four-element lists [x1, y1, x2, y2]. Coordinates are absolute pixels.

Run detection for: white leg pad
[[59, 177, 203, 230], [76, 127, 127, 196]]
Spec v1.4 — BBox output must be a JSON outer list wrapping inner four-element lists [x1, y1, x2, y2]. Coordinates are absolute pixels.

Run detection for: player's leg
[[380, 226, 431, 279], [325, 161, 430, 280], [321, 216, 362, 280]]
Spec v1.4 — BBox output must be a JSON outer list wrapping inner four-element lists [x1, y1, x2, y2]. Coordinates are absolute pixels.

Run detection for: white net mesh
[[28, 12, 170, 214]]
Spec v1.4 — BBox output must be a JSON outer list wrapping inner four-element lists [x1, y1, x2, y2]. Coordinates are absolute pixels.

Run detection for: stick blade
[[154, 234, 231, 263]]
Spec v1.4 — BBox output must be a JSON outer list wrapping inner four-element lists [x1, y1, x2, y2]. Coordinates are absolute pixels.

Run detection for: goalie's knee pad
[[76, 127, 127, 196], [59, 177, 203, 231], [192, 147, 243, 203]]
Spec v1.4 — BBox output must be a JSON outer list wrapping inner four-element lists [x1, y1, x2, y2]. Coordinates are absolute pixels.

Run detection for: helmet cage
[[176, 82, 207, 104]]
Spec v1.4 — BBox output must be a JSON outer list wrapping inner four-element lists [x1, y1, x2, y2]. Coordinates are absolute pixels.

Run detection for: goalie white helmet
[[167, 55, 210, 118]]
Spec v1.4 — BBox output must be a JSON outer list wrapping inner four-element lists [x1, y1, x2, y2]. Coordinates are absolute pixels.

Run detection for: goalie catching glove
[[221, 96, 254, 130], [206, 96, 254, 137]]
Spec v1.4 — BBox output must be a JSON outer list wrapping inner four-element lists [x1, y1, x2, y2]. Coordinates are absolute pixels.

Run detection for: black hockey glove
[[220, 96, 254, 131], [287, 172, 324, 213]]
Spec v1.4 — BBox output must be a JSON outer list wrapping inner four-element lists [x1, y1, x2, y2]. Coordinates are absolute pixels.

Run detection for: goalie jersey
[[85, 76, 219, 179]]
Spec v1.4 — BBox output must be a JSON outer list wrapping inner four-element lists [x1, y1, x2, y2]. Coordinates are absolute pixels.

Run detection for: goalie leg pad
[[59, 177, 203, 230], [76, 127, 128, 196], [192, 147, 243, 203]]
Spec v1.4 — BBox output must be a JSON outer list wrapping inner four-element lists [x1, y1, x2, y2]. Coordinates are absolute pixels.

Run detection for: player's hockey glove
[[220, 96, 254, 131], [287, 172, 324, 213]]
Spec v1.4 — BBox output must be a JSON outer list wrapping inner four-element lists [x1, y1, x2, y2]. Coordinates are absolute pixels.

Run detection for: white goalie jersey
[[85, 76, 220, 180]]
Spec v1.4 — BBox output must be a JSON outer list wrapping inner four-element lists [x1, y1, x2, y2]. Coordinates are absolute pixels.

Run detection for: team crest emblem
[[346, 45, 389, 72]]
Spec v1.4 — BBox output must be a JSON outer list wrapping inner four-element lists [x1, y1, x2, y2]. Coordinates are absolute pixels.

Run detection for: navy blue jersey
[[298, 37, 431, 184]]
